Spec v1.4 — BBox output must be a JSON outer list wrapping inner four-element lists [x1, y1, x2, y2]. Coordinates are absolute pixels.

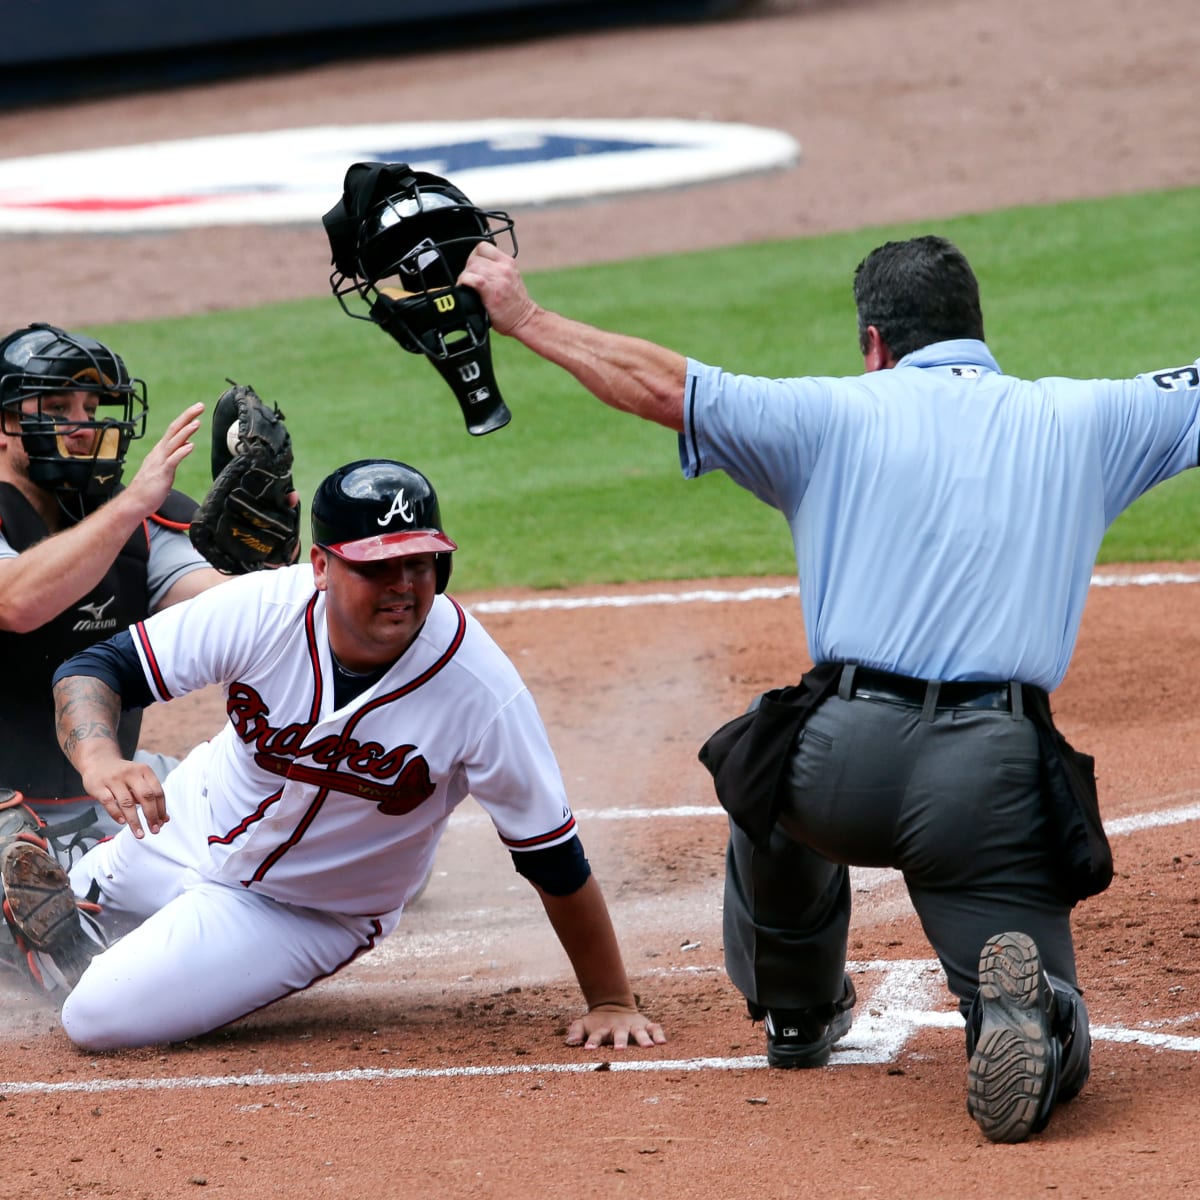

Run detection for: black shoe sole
[[966, 932, 1055, 1143]]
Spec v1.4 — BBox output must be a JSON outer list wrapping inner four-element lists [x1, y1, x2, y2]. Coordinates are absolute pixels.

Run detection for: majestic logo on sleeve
[[378, 490, 414, 527], [226, 683, 434, 814]]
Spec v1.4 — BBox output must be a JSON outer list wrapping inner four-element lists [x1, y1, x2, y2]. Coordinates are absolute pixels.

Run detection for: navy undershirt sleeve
[[51, 629, 154, 711], [510, 834, 592, 896]]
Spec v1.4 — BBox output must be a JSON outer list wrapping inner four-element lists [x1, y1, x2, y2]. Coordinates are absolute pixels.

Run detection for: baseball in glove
[[188, 380, 301, 574], [0, 788, 104, 996]]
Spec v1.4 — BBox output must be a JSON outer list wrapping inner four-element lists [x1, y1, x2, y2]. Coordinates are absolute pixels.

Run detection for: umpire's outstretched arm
[[459, 241, 688, 431]]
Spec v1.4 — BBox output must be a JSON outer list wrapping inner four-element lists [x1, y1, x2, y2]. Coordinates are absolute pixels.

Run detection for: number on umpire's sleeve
[[1151, 364, 1200, 391]]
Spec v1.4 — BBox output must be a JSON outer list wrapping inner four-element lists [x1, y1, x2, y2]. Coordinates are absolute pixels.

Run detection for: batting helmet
[[0, 322, 148, 515], [311, 459, 457, 592]]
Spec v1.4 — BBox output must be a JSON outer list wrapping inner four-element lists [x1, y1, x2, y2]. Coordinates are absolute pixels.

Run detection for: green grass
[[89, 184, 1200, 589]]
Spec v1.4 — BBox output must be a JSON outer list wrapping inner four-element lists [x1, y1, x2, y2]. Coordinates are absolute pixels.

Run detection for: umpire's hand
[[458, 241, 539, 337]]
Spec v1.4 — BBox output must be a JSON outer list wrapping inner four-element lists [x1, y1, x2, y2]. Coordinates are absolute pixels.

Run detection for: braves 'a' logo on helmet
[[378, 490, 414, 527]]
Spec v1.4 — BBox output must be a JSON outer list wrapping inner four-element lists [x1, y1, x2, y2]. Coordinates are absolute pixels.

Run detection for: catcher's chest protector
[[0, 484, 193, 799]]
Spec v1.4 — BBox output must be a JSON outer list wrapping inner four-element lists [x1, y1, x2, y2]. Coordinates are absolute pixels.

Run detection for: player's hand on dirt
[[565, 1003, 667, 1050], [458, 241, 540, 337], [122, 402, 204, 515], [82, 760, 169, 838]]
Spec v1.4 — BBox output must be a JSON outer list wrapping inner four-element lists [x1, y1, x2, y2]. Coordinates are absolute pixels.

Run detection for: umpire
[[459, 233, 1200, 1142]]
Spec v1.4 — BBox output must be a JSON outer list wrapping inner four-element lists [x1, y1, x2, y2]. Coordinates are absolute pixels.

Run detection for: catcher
[[0, 328, 298, 995]]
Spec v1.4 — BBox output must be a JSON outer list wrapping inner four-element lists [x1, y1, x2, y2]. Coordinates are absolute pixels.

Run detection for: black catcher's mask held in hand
[[0, 323, 148, 519], [323, 162, 517, 436]]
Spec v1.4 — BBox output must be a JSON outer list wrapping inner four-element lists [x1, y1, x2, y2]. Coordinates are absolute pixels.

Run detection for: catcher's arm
[[188, 381, 302, 574], [0, 404, 204, 631]]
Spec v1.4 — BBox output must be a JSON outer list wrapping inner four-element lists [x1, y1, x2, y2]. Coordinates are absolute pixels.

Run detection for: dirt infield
[[2, 0, 1199, 1196]]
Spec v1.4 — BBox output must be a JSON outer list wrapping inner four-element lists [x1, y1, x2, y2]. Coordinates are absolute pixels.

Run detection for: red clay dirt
[[2, 2, 1199, 1197]]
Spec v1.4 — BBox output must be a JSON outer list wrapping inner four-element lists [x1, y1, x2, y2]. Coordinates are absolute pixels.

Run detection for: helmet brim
[[322, 529, 457, 563]]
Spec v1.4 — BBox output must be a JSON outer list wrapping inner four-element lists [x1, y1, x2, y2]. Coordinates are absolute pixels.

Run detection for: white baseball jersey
[[128, 564, 576, 915]]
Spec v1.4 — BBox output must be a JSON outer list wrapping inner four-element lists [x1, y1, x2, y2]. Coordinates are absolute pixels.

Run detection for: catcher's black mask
[[0, 323, 147, 519], [322, 162, 516, 437]]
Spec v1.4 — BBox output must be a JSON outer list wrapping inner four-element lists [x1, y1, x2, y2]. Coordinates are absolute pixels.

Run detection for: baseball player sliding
[[39, 458, 665, 1052]]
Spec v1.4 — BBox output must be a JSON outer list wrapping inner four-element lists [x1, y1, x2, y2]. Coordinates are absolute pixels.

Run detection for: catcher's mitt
[[0, 788, 104, 996], [189, 380, 301, 574]]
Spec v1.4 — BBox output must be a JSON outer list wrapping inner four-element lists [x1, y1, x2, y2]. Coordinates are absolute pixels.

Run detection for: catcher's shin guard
[[0, 790, 104, 995]]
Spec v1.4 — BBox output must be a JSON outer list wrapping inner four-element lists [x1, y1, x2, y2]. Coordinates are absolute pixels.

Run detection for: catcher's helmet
[[0, 322, 147, 515], [311, 459, 456, 592], [323, 162, 515, 436]]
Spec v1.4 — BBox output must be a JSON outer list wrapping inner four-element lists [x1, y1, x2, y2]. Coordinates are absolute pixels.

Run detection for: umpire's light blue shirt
[[680, 340, 1200, 690]]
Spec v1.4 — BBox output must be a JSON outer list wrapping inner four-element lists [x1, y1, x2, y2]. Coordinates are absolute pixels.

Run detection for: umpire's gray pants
[[723, 685, 1081, 1018]]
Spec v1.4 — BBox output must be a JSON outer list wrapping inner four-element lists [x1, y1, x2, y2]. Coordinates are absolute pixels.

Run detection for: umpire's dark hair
[[852, 235, 985, 361]]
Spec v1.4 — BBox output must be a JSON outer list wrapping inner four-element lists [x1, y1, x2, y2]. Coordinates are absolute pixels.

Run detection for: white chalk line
[[451, 798, 1200, 838], [466, 570, 1200, 615], [1090, 571, 1200, 588], [2, 958, 1194, 1096], [1104, 797, 1200, 836], [469, 585, 798, 613]]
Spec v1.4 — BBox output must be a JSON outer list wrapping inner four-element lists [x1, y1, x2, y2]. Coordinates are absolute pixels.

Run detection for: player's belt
[[846, 666, 1032, 713]]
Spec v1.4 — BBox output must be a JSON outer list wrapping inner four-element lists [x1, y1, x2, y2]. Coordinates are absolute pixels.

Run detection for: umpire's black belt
[[838, 664, 1041, 717]]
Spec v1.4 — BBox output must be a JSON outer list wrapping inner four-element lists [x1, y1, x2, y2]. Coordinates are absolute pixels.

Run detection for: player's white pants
[[62, 817, 402, 1050]]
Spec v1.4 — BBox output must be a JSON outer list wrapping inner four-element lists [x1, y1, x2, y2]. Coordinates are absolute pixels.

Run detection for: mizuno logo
[[379, 490, 414, 527], [79, 596, 115, 621], [74, 594, 119, 632]]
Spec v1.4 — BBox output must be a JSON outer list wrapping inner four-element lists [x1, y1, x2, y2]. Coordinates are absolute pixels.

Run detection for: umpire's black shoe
[[966, 931, 1061, 1143], [761, 975, 857, 1069]]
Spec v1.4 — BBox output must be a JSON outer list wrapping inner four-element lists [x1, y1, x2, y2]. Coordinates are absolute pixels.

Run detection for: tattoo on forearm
[[53, 676, 121, 759], [61, 720, 119, 758]]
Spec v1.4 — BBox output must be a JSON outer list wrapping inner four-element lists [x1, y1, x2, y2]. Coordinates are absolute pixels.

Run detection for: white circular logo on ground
[[0, 119, 799, 233]]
